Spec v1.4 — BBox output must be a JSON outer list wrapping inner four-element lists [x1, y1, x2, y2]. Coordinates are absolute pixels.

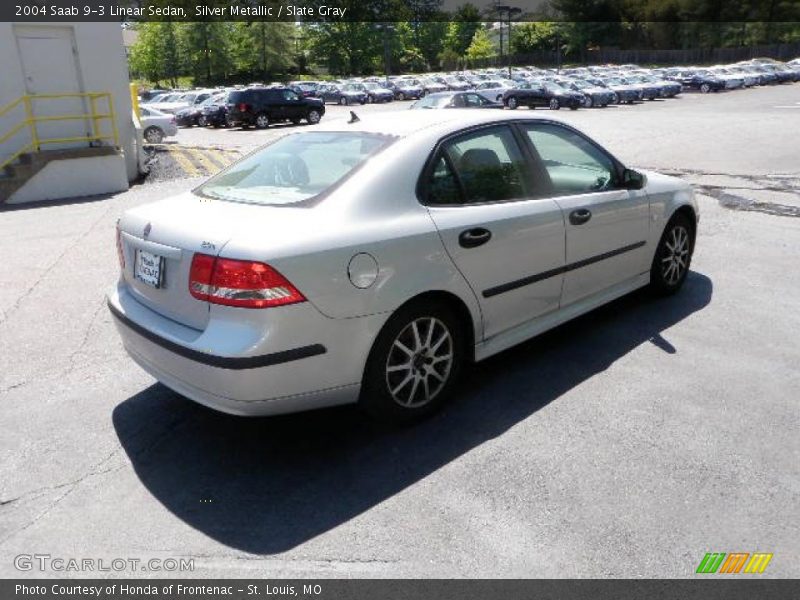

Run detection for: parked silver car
[[109, 111, 698, 422], [139, 107, 178, 143]]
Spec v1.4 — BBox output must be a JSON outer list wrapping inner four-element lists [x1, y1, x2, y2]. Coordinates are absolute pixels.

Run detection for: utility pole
[[495, 5, 521, 79]]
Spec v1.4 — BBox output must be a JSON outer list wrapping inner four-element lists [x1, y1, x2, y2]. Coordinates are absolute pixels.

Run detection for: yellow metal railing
[[0, 92, 119, 171]]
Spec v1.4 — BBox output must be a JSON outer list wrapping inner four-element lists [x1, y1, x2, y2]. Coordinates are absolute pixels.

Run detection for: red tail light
[[238, 103, 248, 112], [189, 253, 305, 309], [115, 222, 125, 270]]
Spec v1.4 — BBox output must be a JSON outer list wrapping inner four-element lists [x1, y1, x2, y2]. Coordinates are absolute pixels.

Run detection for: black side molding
[[107, 301, 326, 370], [483, 241, 646, 298]]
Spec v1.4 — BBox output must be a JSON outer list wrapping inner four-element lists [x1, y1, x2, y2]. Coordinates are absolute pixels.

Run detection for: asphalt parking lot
[[0, 84, 798, 578]]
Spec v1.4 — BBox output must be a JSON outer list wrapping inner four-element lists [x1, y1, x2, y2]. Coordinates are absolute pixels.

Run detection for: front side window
[[425, 126, 529, 204], [523, 123, 618, 195], [195, 132, 393, 206]]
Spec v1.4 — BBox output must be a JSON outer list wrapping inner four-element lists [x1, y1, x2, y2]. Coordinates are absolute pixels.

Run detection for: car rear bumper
[[107, 283, 383, 416]]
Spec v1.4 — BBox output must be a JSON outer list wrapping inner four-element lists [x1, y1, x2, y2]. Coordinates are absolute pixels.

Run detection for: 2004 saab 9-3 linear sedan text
[[108, 111, 698, 423]]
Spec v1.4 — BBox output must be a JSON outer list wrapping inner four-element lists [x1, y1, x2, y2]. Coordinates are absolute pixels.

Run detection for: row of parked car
[[136, 57, 799, 139]]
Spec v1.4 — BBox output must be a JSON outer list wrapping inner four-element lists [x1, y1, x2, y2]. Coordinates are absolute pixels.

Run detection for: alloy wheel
[[661, 225, 690, 285], [385, 317, 454, 409], [507, 96, 518, 109], [144, 127, 163, 143], [307, 110, 321, 124], [255, 114, 269, 129], [549, 98, 560, 110]]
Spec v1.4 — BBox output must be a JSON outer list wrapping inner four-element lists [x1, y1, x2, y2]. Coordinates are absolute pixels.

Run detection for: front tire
[[549, 98, 560, 110], [649, 213, 694, 295], [506, 96, 518, 109], [700, 83, 711, 94], [339, 96, 348, 106], [360, 301, 465, 424]]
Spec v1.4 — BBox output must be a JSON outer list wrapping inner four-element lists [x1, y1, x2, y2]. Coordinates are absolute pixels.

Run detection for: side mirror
[[622, 168, 646, 190]]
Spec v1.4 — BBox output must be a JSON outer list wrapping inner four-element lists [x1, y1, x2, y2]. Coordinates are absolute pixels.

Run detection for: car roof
[[314, 109, 564, 138]]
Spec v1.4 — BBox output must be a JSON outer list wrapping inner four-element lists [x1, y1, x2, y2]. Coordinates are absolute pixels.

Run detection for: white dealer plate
[[134, 249, 164, 288]]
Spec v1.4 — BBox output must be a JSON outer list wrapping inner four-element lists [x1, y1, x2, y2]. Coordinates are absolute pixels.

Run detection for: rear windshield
[[194, 132, 394, 206]]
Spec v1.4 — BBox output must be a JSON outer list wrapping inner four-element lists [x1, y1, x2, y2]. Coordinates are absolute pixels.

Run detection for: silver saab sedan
[[109, 111, 698, 423]]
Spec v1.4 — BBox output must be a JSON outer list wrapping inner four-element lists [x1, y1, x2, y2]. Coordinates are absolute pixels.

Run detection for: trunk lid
[[119, 192, 257, 330]]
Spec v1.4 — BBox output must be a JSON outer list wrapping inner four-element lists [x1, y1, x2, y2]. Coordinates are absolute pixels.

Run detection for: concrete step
[[0, 146, 119, 203]]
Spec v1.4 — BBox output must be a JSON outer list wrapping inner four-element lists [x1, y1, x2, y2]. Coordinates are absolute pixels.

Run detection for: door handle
[[458, 227, 492, 249], [569, 209, 592, 226]]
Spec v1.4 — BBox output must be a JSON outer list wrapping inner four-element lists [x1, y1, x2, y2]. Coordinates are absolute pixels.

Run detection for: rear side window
[[424, 125, 529, 205], [523, 123, 618, 195]]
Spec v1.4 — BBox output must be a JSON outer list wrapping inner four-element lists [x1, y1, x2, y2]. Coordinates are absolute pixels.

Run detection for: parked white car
[[109, 111, 698, 423], [474, 79, 517, 103], [147, 90, 215, 114], [139, 106, 177, 143]]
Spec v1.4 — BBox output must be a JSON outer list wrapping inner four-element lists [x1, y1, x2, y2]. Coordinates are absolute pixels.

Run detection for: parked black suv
[[226, 88, 325, 129]]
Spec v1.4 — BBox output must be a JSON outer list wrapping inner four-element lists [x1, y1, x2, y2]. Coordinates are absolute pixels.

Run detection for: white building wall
[[0, 22, 137, 181]]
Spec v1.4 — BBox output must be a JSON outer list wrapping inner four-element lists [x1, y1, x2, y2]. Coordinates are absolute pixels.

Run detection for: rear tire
[[143, 126, 163, 143], [339, 96, 348, 106], [700, 83, 711, 94], [549, 98, 560, 110], [307, 109, 321, 124], [506, 96, 518, 109], [255, 113, 269, 129], [649, 213, 694, 296], [360, 301, 466, 424]]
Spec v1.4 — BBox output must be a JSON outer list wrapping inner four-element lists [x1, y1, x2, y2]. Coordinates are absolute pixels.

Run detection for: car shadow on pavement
[[113, 271, 712, 554]]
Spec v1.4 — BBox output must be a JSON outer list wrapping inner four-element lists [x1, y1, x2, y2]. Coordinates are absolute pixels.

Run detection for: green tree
[[305, 22, 381, 75], [511, 22, 559, 54], [128, 22, 181, 86], [443, 3, 482, 55], [179, 22, 232, 85], [230, 22, 295, 81], [416, 21, 448, 69], [465, 27, 496, 62]]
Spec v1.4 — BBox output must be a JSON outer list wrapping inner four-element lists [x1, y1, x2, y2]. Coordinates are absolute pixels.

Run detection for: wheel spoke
[[391, 373, 413, 397], [431, 353, 452, 365], [425, 319, 435, 348], [393, 339, 414, 357], [427, 366, 446, 382], [421, 375, 431, 402], [387, 363, 412, 373], [430, 331, 449, 353], [411, 321, 423, 352], [407, 377, 420, 405]]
